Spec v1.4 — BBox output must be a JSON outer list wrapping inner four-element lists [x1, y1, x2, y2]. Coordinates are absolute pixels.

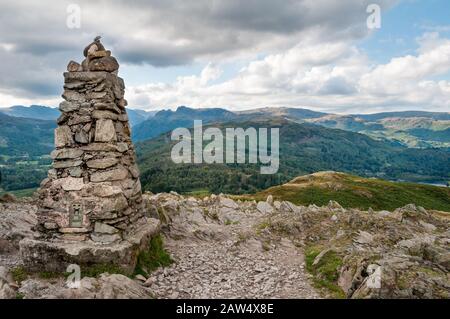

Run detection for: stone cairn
[[36, 37, 145, 244]]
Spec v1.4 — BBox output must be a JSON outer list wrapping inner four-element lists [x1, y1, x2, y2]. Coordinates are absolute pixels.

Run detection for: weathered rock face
[[35, 40, 145, 243], [18, 274, 151, 299]]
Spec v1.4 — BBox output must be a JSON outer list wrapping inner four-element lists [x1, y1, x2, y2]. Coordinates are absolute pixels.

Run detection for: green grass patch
[[224, 219, 239, 225], [244, 173, 450, 212], [255, 220, 271, 235], [38, 271, 66, 279], [81, 263, 127, 278], [11, 267, 28, 284], [182, 189, 211, 198], [305, 246, 345, 299], [134, 234, 173, 277], [0, 187, 37, 198], [15, 292, 25, 299]]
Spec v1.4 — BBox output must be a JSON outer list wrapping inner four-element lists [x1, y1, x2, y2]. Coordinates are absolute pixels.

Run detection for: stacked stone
[[37, 38, 144, 244]]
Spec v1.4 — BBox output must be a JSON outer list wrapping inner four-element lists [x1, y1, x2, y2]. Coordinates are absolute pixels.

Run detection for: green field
[[238, 172, 450, 212], [0, 187, 37, 198]]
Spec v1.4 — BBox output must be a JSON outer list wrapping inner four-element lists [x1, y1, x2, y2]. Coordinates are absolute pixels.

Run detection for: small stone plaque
[[69, 203, 83, 228]]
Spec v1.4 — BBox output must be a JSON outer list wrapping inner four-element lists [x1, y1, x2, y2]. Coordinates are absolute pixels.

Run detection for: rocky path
[[144, 195, 321, 299], [150, 239, 319, 299]]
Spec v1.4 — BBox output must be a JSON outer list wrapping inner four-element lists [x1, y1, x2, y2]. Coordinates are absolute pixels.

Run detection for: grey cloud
[[0, 0, 397, 99], [318, 77, 357, 95]]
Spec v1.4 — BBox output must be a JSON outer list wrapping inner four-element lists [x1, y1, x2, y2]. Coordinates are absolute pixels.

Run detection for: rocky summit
[[0, 191, 448, 299], [18, 38, 158, 275]]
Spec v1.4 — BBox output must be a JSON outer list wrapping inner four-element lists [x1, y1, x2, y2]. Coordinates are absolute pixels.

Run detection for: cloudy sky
[[1, 0, 450, 113]]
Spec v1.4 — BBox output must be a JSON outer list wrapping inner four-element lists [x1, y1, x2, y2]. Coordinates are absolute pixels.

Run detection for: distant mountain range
[[136, 118, 450, 195], [304, 111, 450, 148], [131, 106, 450, 148], [1, 104, 449, 157], [0, 105, 156, 127], [2, 104, 449, 148], [0, 105, 449, 192], [0, 105, 60, 121], [131, 106, 238, 141]]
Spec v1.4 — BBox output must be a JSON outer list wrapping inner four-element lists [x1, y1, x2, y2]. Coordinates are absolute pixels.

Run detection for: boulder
[[62, 90, 86, 104], [53, 160, 83, 169], [116, 142, 129, 153], [92, 110, 119, 120], [90, 167, 129, 182], [81, 143, 119, 152], [94, 102, 121, 114], [54, 126, 74, 148], [89, 50, 111, 58], [95, 119, 117, 142], [328, 200, 344, 211], [51, 148, 83, 160], [88, 56, 119, 72], [354, 230, 374, 245], [75, 130, 89, 144], [95, 222, 119, 234], [0, 267, 16, 299], [256, 201, 274, 214], [18, 273, 151, 299], [86, 158, 119, 169], [59, 101, 79, 113], [100, 195, 129, 214], [91, 233, 121, 243], [117, 98, 127, 108], [67, 60, 82, 72], [82, 182, 122, 197], [68, 167, 83, 177], [219, 197, 239, 210], [68, 115, 91, 126], [20, 219, 160, 274], [0, 193, 17, 203], [58, 177, 84, 191]]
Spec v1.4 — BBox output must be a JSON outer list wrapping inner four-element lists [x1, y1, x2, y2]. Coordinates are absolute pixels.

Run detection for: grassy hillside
[[238, 171, 450, 212], [0, 187, 37, 198], [136, 118, 450, 195], [132, 106, 238, 141], [304, 113, 450, 148], [0, 112, 55, 156], [0, 105, 60, 121]]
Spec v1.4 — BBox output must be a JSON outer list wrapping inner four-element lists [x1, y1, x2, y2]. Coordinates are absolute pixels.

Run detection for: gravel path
[[146, 208, 321, 299]]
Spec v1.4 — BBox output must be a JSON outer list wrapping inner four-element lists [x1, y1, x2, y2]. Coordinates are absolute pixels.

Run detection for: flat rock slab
[[19, 218, 160, 275], [64, 71, 111, 82]]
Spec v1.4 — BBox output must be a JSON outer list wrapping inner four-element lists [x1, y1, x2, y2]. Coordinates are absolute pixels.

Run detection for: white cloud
[[126, 33, 450, 113], [2, 0, 450, 114], [0, 0, 395, 102]]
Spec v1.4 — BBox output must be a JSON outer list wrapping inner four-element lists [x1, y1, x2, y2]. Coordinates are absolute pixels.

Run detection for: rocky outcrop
[[19, 273, 151, 299], [142, 192, 320, 299], [0, 267, 16, 299], [264, 202, 450, 299], [20, 218, 160, 274], [144, 193, 450, 299], [1, 192, 449, 299], [0, 203, 37, 269]]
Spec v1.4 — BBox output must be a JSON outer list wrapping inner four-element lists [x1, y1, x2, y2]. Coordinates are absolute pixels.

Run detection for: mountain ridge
[[0, 105, 156, 127], [131, 106, 450, 148], [135, 118, 450, 195]]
